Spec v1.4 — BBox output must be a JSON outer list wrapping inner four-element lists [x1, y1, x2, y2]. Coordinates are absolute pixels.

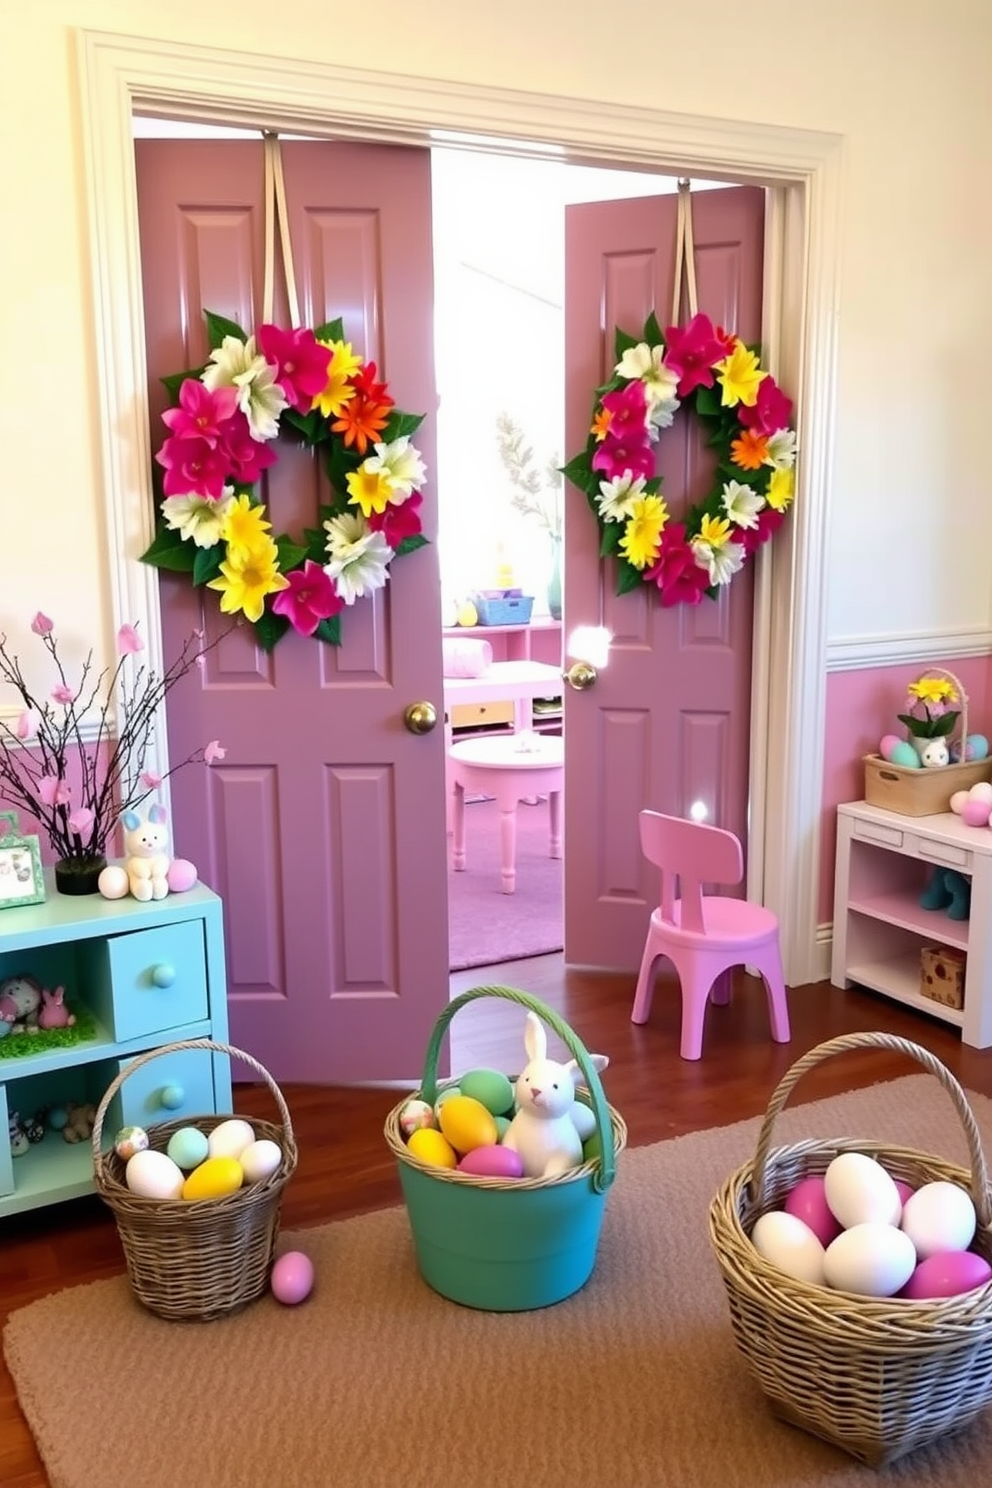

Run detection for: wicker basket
[[708, 1031, 992, 1467], [384, 985, 627, 1312], [92, 1038, 298, 1322], [864, 667, 992, 816]]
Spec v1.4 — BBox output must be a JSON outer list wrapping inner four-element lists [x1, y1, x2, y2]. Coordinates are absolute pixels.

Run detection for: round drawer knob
[[160, 1083, 185, 1111], [151, 963, 176, 988]]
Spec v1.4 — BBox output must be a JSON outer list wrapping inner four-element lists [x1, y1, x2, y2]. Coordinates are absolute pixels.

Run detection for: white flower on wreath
[[162, 490, 237, 548], [764, 429, 797, 470], [596, 471, 647, 524], [202, 334, 288, 441], [323, 512, 394, 604], [692, 534, 746, 587], [615, 342, 680, 431], [362, 437, 427, 501], [721, 480, 765, 531]]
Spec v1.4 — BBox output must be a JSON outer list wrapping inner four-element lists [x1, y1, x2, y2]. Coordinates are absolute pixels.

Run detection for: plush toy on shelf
[[920, 866, 972, 921], [97, 805, 198, 902]]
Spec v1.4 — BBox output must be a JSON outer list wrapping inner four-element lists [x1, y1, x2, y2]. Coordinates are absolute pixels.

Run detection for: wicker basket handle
[[91, 1038, 294, 1176], [419, 985, 617, 1194], [749, 1031, 992, 1222], [908, 667, 969, 749]]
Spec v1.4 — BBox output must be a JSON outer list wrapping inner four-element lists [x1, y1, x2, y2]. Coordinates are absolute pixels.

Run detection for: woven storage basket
[[384, 985, 627, 1312], [92, 1038, 298, 1322], [864, 667, 992, 816], [708, 1031, 992, 1467]]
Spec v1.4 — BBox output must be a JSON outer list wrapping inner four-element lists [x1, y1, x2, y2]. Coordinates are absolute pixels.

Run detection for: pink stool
[[449, 734, 564, 894]]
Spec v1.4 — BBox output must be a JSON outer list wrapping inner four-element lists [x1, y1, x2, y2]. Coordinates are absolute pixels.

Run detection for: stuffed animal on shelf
[[37, 985, 76, 1030], [501, 1011, 609, 1179], [61, 1102, 96, 1144], [920, 866, 972, 921], [98, 805, 198, 902], [0, 973, 43, 1034]]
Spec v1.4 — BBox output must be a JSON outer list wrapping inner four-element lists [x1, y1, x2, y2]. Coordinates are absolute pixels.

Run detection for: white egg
[[824, 1222, 917, 1297], [752, 1210, 826, 1285], [239, 1138, 283, 1185], [207, 1118, 256, 1161], [824, 1151, 902, 1229], [971, 782, 992, 803], [125, 1147, 185, 1200], [900, 1181, 976, 1260]]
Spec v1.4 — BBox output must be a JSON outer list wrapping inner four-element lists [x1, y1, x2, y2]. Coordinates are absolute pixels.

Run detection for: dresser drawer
[[83, 920, 209, 1042], [106, 1047, 218, 1134], [450, 700, 515, 729]]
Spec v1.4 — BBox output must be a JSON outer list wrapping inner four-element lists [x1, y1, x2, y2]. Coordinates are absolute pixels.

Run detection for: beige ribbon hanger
[[262, 132, 301, 328], [670, 177, 699, 326]]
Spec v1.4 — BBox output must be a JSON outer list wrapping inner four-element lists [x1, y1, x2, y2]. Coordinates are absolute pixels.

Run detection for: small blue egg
[[888, 741, 921, 769]]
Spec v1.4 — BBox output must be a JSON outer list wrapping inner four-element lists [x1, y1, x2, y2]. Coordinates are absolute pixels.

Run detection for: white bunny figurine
[[501, 1011, 609, 1179], [121, 805, 172, 901]]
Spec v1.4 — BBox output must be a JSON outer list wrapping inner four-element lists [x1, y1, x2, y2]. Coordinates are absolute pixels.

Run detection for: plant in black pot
[[0, 613, 226, 894]]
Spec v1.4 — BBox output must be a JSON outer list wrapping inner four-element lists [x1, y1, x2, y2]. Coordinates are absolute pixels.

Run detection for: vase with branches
[[0, 613, 226, 894], [495, 413, 564, 619]]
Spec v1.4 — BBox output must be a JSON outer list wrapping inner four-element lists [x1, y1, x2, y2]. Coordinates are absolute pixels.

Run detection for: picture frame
[[0, 811, 46, 910]]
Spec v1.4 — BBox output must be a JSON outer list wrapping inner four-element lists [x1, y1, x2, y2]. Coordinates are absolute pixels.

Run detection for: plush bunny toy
[[501, 1011, 609, 1179], [98, 805, 197, 902]]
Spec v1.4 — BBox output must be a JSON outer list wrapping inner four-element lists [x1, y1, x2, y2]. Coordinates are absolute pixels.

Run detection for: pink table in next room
[[448, 734, 564, 895]]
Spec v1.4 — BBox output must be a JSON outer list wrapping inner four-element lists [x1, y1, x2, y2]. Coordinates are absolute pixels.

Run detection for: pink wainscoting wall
[[819, 656, 992, 922]]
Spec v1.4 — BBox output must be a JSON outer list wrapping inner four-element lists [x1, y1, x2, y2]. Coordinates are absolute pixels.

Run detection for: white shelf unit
[[831, 801, 992, 1046]]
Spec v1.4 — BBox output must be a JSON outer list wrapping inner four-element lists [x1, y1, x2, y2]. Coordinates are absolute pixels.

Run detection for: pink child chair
[[630, 810, 791, 1061]]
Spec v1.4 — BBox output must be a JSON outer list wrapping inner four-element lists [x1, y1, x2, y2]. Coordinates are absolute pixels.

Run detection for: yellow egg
[[182, 1155, 245, 1201], [438, 1094, 499, 1155], [456, 600, 478, 628], [406, 1127, 458, 1169]]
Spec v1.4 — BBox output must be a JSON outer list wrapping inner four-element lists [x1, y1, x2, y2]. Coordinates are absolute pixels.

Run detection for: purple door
[[135, 139, 450, 1082], [563, 186, 764, 970]]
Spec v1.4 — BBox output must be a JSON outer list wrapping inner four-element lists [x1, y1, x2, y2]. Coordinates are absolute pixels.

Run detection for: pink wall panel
[[819, 655, 992, 921]]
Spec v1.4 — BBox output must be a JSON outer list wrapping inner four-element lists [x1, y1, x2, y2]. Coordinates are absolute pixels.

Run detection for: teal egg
[[494, 1114, 512, 1140], [166, 1125, 210, 1171], [459, 1067, 515, 1116], [889, 741, 921, 769], [968, 734, 989, 761], [582, 1131, 603, 1163]]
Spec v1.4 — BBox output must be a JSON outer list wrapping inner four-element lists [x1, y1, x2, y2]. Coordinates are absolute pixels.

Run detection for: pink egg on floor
[[270, 1250, 315, 1305], [783, 1175, 843, 1248], [899, 1250, 992, 1300]]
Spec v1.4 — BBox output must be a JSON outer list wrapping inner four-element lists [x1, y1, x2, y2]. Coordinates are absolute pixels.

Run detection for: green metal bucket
[[385, 985, 627, 1312]]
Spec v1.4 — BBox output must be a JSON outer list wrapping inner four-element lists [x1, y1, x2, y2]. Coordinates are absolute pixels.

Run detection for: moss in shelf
[[0, 1004, 98, 1060]]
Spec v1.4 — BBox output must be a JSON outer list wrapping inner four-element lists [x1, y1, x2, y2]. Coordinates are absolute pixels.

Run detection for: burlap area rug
[[7, 1074, 992, 1488]]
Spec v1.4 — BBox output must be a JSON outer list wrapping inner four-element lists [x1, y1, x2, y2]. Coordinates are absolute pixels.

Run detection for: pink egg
[[879, 734, 902, 761], [457, 1144, 525, 1179], [167, 858, 198, 893], [899, 1249, 992, 1300], [783, 1175, 843, 1248], [894, 1180, 915, 1207], [270, 1250, 315, 1305], [961, 798, 991, 828]]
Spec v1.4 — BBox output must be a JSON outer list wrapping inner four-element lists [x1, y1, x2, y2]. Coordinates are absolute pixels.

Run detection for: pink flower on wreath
[[271, 560, 345, 638], [592, 436, 655, 483], [38, 774, 71, 808], [599, 379, 650, 442], [645, 524, 711, 607], [161, 380, 239, 446], [738, 505, 785, 555], [368, 491, 424, 548], [219, 410, 279, 486], [257, 325, 334, 413], [157, 432, 231, 500], [662, 312, 727, 398], [738, 376, 793, 437]]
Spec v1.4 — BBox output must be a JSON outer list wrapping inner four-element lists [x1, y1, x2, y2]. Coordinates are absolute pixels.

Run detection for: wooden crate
[[862, 754, 992, 817], [920, 944, 966, 1010]]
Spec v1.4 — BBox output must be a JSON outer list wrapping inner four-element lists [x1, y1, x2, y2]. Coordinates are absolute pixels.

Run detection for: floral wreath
[[562, 310, 797, 606], [141, 310, 428, 649]]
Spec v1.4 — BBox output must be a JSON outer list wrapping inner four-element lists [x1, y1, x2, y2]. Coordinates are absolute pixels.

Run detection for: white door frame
[[74, 29, 843, 986]]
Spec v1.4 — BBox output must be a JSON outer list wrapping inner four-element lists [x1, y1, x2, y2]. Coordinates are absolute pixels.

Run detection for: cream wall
[[1, 0, 991, 675]]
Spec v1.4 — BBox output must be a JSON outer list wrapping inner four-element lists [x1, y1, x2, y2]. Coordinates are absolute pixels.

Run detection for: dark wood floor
[[4, 956, 992, 1487]]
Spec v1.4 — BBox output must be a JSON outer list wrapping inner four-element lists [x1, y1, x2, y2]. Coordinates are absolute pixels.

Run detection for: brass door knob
[[563, 661, 597, 691], [404, 701, 438, 734]]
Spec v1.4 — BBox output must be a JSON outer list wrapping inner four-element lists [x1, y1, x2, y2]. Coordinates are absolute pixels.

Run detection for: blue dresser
[[0, 873, 232, 1215]]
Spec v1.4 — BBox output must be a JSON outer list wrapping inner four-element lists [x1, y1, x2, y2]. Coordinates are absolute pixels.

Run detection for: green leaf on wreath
[[161, 369, 203, 401], [282, 407, 329, 443], [384, 410, 425, 440], [324, 440, 362, 495], [561, 453, 598, 491], [275, 536, 308, 571], [253, 609, 290, 652], [694, 385, 723, 419], [314, 615, 342, 647], [192, 545, 224, 586], [394, 533, 428, 558], [303, 526, 327, 563], [615, 561, 644, 596], [204, 310, 247, 349], [600, 523, 623, 557], [139, 527, 196, 573], [643, 310, 664, 345], [313, 317, 344, 343], [613, 326, 638, 362]]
